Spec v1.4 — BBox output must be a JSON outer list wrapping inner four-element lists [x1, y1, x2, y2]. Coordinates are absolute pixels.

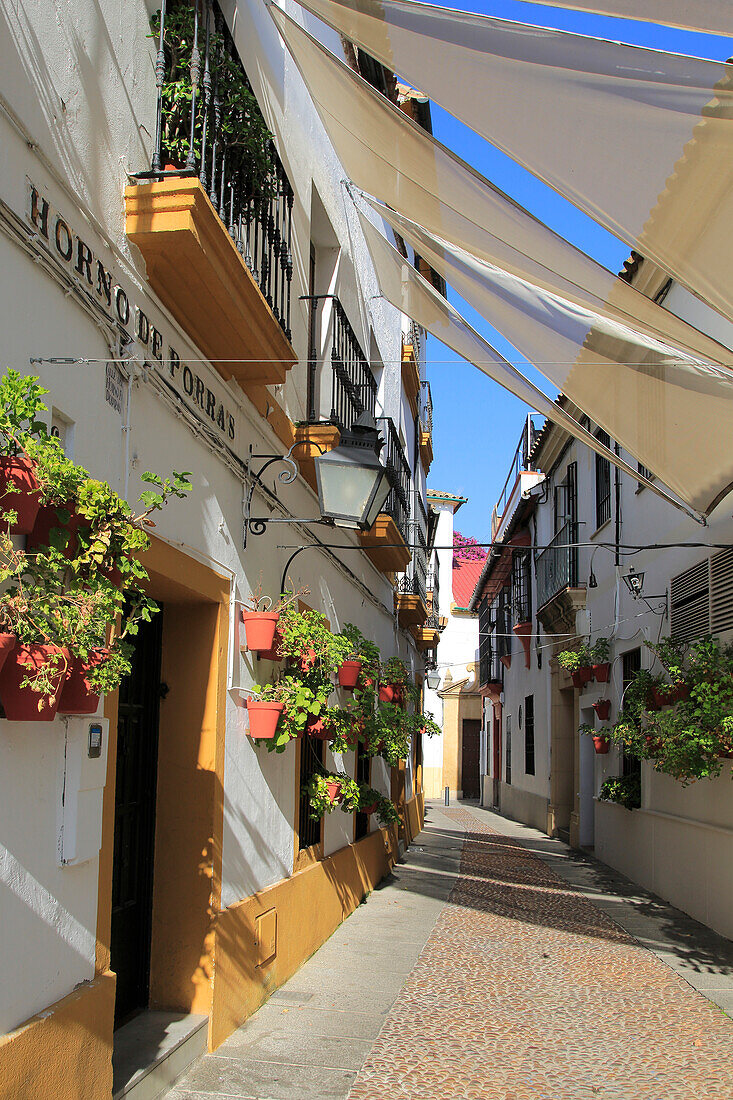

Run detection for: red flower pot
[[592, 735, 610, 755], [592, 699, 611, 721], [27, 503, 87, 559], [258, 629, 283, 662], [0, 634, 15, 677], [379, 682, 396, 703], [360, 802, 378, 815], [246, 699, 283, 739], [571, 667, 593, 689], [593, 663, 611, 683], [361, 675, 376, 689], [0, 643, 70, 721], [338, 659, 362, 689], [671, 683, 690, 704], [0, 455, 40, 534], [58, 649, 109, 715], [306, 713, 333, 740], [241, 611, 279, 653], [326, 780, 343, 804]]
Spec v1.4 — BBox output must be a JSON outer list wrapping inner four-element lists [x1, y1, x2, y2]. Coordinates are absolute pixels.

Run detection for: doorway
[[461, 719, 481, 799], [111, 610, 164, 1027]]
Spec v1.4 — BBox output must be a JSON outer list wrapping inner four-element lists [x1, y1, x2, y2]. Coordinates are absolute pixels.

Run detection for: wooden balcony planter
[[395, 592, 428, 628], [125, 177, 295, 387], [419, 427, 433, 471], [358, 514, 411, 575], [401, 342, 421, 419], [293, 423, 340, 492]]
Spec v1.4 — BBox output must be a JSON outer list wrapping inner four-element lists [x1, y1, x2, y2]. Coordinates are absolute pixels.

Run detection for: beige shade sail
[[366, 199, 733, 516], [356, 210, 702, 521], [270, 5, 733, 365], [515, 1, 732, 36], [295, 0, 733, 325]]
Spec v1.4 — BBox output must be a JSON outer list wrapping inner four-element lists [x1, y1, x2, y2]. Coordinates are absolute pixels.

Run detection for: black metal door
[[111, 610, 163, 1027], [461, 719, 481, 799]]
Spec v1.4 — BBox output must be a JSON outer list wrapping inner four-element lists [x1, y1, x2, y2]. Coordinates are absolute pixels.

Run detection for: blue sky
[[423, 1, 733, 541]]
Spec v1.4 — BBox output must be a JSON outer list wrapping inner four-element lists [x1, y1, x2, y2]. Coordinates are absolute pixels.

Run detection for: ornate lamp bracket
[[242, 440, 327, 550]]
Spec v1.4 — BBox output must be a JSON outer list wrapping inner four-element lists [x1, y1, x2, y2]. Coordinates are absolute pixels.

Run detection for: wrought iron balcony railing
[[427, 557, 440, 615], [535, 520, 578, 610], [397, 492, 429, 605], [302, 295, 377, 429], [145, 0, 293, 338], [377, 417, 410, 542], [420, 380, 433, 435], [479, 644, 503, 688]]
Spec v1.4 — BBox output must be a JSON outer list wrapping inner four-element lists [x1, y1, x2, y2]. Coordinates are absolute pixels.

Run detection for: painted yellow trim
[[210, 825, 400, 1050], [358, 514, 412, 574], [0, 972, 115, 1100]]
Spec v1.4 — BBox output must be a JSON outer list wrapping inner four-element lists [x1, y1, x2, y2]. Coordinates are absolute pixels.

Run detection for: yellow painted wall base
[[0, 971, 115, 1100], [403, 791, 425, 845], [422, 766, 444, 799], [211, 824, 400, 1050]]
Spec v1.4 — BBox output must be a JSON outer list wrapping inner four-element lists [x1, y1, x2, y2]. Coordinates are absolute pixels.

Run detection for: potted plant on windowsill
[[557, 644, 593, 689]]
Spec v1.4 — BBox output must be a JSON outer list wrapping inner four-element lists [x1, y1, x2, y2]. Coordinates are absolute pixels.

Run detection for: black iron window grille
[[505, 714, 512, 786], [397, 491, 429, 605], [478, 597, 494, 686], [301, 296, 378, 429], [298, 738, 324, 852], [377, 417, 410, 542], [420, 380, 433, 434], [595, 429, 612, 528], [145, 0, 294, 339], [535, 520, 579, 610], [524, 694, 535, 776], [496, 586, 512, 662], [427, 556, 440, 615], [511, 549, 532, 624]]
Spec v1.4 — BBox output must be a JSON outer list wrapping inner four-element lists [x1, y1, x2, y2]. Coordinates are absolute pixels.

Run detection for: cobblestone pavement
[[348, 806, 733, 1100]]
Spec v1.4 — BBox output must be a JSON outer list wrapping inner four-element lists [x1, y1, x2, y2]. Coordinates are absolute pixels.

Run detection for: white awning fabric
[[294, 0, 733, 324], [270, 6, 733, 364], [516, 1, 732, 37], [365, 199, 733, 516], [356, 211, 702, 521]]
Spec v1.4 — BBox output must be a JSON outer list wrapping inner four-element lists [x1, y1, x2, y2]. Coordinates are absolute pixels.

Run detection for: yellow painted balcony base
[[412, 623, 440, 650], [358, 514, 411, 574], [420, 429, 433, 471], [293, 422, 340, 492], [395, 591, 428, 628], [211, 824, 400, 1050], [401, 343, 420, 419], [125, 177, 295, 387]]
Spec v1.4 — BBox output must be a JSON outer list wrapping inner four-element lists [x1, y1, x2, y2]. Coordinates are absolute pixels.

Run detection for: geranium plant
[[306, 772, 359, 819], [599, 773, 641, 811]]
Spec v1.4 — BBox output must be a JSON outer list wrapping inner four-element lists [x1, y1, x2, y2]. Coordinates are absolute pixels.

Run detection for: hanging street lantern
[[314, 412, 392, 530]]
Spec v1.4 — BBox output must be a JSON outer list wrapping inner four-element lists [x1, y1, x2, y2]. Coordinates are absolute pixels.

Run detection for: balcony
[[125, 0, 295, 389], [490, 416, 544, 542], [295, 295, 379, 490], [535, 520, 586, 633], [359, 418, 411, 574], [412, 612, 442, 651], [419, 381, 433, 471], [396, 492, 429, 627], [478, 645, 503, 700], [401, 328, 421, 419]]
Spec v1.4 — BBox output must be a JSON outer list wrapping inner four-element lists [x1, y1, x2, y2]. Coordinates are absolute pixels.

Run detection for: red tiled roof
[[452, 557, 487, 610]]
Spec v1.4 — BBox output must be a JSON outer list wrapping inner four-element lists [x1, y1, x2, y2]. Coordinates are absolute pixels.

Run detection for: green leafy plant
[[306, 773, 360, 819], [645, 636, 686, 684], [599, 773, 641, 811], [556, 643, 591, 672], [356, 786, 399, 827], [381, 656, 409, 685], [338, 623, 380, 675], [590, 637, 610, 663], [150, 3, 276, 197], [578, 723, 595, 738]]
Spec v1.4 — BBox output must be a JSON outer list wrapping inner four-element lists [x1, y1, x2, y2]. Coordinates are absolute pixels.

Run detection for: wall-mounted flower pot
[[246, 699, 283, 739], [592, 699, 611, 721], [241, 611, 279, 653], [0, 634, 15, 677], [337, 659, 362, 689], [0, 643, 69, 721], [27, 503, 87, 560], [305, 714, 332, 740], [593, 663, 611, 683], [258, 629, 283, 662], [290, 647, 317, 672], [379, 682, 403, 704], [645, 735, 662, 756], [651, 684, 689, 709], [592, 735, 610, 755], [571, 667, 593, 689], [58, 649, 108, 715], [361, 675, 376, 689], [0, 455, 41, 534], [360, 802, 378, 815]]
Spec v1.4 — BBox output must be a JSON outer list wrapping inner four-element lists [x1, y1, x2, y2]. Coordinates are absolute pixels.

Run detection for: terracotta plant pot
[[326, 780, 343, 804], [305, 713, 333, 740], [27, 502, 87, 560], [571, 667, 593, 689], [246, 699, 283, 739], [593, 663, 611, 683], [0, 455, 41, 534], [592, 699, 611, 721], [592, 735, 610, 755], [258, 629, 283, 662], [337, 659, 362, 689], [361, 675, 376, 689], [379, 682, 396, 703], [0, 643, 70, 721], [241, 611, 279, 653], [0, 633, 15, 677], [58, 649, 109, 715], [360, 802, 378, 815]]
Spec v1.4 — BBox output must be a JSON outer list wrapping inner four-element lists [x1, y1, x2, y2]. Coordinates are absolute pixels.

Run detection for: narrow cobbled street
[[163, 803, 733, 1100]]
